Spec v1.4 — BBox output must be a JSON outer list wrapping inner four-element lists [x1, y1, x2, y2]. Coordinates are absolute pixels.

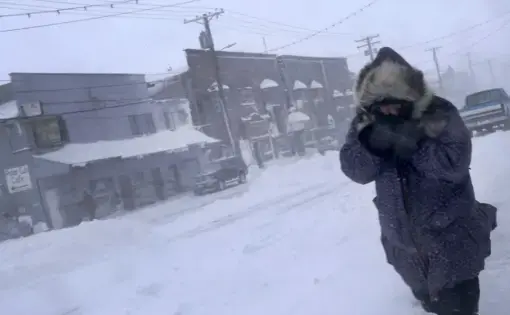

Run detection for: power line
[[0, 2, 282, 36], [39, 97, 151, 105], [0, 71, 180, 91], [413, 17, 510, 68], [398, 10, 510, 51], [0, 0, 136, 18], [6, 98, 186, 116], [46, 99, 148, 115], [0, 1, 356, 38], [455, 18, 510, 54], [266, 0, 381, 52], [0, 0, 199, 32], [224, 10, 352, 36], [0, 5, 196, 24], [341, 9, 510, 61], [0, 0, 207, 15], [0, 3, 264, 36], [360, 16, 510, 71]]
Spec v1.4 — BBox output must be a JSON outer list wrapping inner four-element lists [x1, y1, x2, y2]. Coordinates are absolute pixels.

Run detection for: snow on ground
[[1, 131, 510, 315]]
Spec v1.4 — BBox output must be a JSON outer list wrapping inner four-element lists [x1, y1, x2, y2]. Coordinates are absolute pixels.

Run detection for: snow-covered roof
[[35, 125, 219, 166], [260, 79, 278, 89], [0, 100, 19, 120], [293, 80, 307, 90], [309, 80, 323, 88]]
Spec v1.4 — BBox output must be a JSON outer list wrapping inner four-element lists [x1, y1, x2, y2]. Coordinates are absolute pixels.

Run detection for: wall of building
[[10, 73, 168, 144], [0, 121, 47, 226], [36, 146, 204, 228], [7, 73, 208, 230], [185, 49, 286, 143], [278, 55, 352, 126], [184, 50, 354, 144]]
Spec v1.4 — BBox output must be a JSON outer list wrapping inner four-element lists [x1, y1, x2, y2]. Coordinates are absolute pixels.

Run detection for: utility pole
[[184, 9, 237, 154], [355, 34, 380, 61], [487, 59, 496, 85], [262, 36, 268, 53], [467, 53, 476, 89], [426, 46, 443, 90]]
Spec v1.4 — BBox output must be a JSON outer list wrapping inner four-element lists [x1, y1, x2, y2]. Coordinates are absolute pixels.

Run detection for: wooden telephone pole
[[487, 59, 496, 85], [467, 53, 476, 89], [426, 46, 443, 90], [184, 9, 237, 154], [355, 34, 380, 61]]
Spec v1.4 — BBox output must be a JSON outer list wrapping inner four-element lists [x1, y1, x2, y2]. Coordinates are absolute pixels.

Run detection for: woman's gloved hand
[[392, 120, 424, 160], [358, 117, 396, 158]]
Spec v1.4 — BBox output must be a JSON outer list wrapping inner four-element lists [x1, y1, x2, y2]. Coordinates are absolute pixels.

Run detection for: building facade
[[3, 73, 217, 232], [181, 49, 355, 156], [0, 90, 46, 239]]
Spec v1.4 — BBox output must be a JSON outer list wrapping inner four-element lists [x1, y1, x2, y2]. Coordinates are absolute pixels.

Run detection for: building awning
[[34, 125, 219, 166]]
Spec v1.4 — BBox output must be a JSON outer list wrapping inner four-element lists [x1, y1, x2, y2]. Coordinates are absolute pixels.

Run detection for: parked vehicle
[[460, 88, 510, 136], [193, 155, 248, 195]]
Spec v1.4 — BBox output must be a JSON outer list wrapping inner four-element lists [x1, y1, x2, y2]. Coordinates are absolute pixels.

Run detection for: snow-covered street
[[1, 132, 509, 315]]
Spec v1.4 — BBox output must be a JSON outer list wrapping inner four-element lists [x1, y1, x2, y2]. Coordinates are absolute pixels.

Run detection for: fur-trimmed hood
[[353, 47, 434, 119]]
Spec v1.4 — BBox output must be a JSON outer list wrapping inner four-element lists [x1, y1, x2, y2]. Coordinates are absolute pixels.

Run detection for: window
[[128, 114, 155, 136], [239, 88, 255, 106], [143, 113, 156, 134], [163, 112, 175, 130], [31, 117, 66, 148], [176, 109, 189, 126], [465, 89, 506, 108], [128, 115, 141, 136], [220, 144, 234, 158], [5, 121, 28, 152]]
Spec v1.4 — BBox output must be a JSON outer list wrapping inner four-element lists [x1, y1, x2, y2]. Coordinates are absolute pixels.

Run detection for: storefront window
[[31, 117, 65, 149]]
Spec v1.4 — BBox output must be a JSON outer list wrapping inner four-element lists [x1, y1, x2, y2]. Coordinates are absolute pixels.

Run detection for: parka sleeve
[[339, 118, 383, 184], [411, 106, 471, 183]]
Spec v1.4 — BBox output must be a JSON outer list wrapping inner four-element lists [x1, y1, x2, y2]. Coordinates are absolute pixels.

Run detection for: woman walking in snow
[[339, 47, 495, 315]]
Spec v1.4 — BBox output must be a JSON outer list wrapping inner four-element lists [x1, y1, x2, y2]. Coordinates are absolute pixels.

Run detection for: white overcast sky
[[0, 0, 509, 83]]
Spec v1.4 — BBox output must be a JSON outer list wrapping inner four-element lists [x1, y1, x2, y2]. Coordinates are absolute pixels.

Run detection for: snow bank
[[35, 125, 219, 165]]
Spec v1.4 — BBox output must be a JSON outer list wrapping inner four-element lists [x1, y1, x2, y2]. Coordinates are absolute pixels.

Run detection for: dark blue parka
[[340, 53, 493, 297]]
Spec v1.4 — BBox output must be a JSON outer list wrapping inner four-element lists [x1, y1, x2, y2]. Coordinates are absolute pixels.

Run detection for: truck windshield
[[465, 89, 503, 109]]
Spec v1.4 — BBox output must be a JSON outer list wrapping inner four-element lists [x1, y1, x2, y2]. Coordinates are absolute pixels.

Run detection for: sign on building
[[4, 165, 33, 193], [20, 101, 42, 117]]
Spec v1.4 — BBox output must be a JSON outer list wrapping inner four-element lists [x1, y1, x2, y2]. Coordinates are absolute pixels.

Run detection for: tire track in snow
[[241, 186, 344, 255], [166, 181, 348, 243]]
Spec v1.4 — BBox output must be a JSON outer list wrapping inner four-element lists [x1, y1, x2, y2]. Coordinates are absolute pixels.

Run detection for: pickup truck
[[460, 88, 510, 136]]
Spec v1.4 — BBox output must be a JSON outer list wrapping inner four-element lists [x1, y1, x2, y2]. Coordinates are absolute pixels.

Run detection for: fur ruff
[[353, 60, 435, 124]]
